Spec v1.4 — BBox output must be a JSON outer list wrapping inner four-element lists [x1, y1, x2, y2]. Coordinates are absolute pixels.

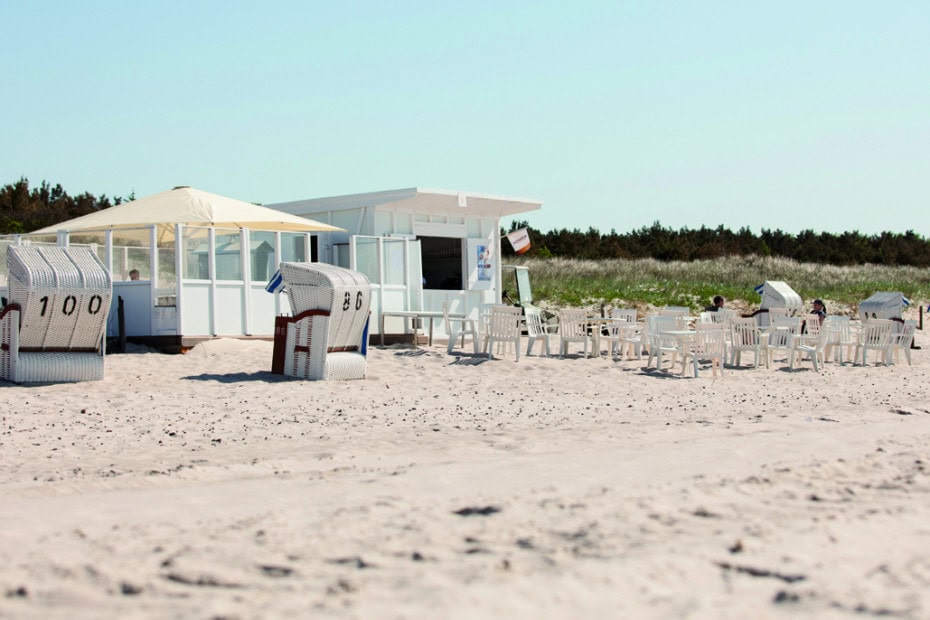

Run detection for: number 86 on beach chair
[[1, 246, 112, 384], [274, 262, 371, 381]]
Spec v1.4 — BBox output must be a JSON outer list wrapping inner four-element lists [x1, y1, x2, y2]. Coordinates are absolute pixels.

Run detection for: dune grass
[[506, 255, 930, 313]]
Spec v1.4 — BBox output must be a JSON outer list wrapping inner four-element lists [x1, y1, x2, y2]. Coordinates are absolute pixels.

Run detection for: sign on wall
[[466, 238, 494, 290]]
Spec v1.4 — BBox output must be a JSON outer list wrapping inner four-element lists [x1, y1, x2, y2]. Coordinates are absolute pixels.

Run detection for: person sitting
[[129, 269, 141, 281], [810, 299, 827, 324], [704, 295, 725, 312]]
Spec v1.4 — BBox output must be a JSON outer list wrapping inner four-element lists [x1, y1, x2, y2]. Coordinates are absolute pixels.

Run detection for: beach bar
[[266, 188, 542, 342]]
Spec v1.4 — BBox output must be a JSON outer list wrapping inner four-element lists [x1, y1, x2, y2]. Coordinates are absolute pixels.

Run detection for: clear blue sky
[[2, 1, 928, 236]]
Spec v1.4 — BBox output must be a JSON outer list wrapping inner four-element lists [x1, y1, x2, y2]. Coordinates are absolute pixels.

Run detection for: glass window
[[214, 230, 242, 281], [280, 233, 307, 263], [334, 244, 350, 268], [354, 237, 379, 283], [382, 239, 406, 286], [183, 228, 210, 279], [251, 231, 276, 281], [158, 244, 177, 289]]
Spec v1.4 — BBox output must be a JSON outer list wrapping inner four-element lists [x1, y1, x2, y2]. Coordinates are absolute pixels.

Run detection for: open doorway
[[418, 236, 463, 290]]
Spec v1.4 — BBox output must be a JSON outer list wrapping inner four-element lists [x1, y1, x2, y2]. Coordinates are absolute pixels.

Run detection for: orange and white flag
[[506, 228, 531, 254]]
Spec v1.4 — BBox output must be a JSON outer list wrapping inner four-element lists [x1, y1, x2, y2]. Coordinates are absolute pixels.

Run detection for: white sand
[[2, 337, 930, 618]]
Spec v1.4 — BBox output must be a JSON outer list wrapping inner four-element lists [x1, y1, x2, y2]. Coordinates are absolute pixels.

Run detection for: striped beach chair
[[1, 246, 112, 383], [276, 263, 371, 380]]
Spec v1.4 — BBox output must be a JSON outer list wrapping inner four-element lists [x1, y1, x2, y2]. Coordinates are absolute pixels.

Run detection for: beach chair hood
[[858, 292, 910, 321]]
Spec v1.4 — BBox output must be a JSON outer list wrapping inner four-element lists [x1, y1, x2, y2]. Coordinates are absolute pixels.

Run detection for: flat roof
[[267, 187, 542, 219]]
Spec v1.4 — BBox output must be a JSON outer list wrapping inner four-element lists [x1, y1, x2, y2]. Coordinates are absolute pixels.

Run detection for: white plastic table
[[380, 310, 464, 347]]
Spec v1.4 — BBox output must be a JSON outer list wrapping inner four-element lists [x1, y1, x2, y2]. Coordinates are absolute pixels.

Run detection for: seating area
[[423, 300, 922, 378], [2, 234, 920, 385]]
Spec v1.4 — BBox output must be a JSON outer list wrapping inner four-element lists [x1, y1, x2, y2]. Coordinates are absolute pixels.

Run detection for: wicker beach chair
[[277, 263, 371, 380], [1, 246, 112, 383]]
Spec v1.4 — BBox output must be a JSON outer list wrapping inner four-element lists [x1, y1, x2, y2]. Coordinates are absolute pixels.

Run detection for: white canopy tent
[[32, 186, 342, 242]]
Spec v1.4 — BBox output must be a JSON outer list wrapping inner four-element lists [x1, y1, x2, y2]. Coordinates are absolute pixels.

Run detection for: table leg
[[380, 314, 386, 346], [428, 317, 435, 346]]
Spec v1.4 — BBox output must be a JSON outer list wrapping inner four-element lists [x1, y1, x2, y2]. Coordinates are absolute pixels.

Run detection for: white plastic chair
[[889, 320, 917, 366], [1, 246, 112, 383], [483, 305, 523, 361], [605, 309, 642, 359], [699, 311, 728, 325], [823, 316, 856, 364], [767, 307, 792, 321], [597, 308, 636, 360], [729, 317, 765, 368], [801, 314, 822, 340], [790, 329, 829, 372], [524, 306, 554, 357], [764, 316, 803, 368], [558, 308, 591, 358], [444, 302, 479, 355], [855, 318, 893, 366], [687, 324, 726, 378], [644, 314, 680, 370]]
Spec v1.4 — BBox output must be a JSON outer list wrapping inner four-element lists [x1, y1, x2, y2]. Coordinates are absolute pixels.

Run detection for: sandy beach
[[2, 336, 930, 619]]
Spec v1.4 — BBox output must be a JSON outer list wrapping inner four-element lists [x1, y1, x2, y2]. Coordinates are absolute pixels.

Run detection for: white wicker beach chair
[[1, 246, 112, 383], [277, 263, 371, 381]]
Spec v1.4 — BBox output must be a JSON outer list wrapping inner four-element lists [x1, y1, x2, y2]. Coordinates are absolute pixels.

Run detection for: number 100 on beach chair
[[1, 246, 112, 384]]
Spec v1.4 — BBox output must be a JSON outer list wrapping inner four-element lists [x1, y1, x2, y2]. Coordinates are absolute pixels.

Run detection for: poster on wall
[[466, 238, 494, 290]]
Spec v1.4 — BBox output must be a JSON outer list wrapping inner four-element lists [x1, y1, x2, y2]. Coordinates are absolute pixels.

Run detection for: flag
[[506, 228, 532, 254], [265, 269, 285, 294]]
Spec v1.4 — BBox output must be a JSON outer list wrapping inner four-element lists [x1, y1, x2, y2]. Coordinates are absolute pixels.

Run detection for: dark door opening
[[418, 236, 463, 290]]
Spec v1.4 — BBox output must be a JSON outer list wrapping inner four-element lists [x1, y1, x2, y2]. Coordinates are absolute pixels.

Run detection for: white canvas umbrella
[[32, 186, 344, 243]]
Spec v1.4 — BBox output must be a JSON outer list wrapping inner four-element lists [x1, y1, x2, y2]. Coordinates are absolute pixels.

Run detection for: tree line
[[3, 178, 929, 267], [504, 221, 930, 268], [0, 177, 131, 234]]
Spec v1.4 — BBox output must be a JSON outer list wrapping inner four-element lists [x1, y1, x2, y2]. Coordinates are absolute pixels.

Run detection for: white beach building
[[266, 187, 542, 342]]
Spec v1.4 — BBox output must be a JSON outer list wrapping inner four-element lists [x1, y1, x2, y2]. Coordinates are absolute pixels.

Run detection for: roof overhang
[[268, 187, 542, 219]]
